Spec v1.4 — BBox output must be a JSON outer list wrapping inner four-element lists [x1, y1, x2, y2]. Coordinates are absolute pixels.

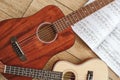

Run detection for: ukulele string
[[50, 76, 86, 80], [42, 76, 86, 80]]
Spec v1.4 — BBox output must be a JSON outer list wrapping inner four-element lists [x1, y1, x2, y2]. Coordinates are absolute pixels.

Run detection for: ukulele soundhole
[[37, 22, 57, 43], [63, 72, 75, 80]]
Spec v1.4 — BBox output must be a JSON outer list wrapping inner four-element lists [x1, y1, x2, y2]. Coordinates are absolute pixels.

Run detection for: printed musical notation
[[72, 0, 120, 77]]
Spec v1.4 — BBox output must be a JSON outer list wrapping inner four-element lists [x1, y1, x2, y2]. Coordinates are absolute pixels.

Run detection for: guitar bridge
[[11, 37, 27, 61]]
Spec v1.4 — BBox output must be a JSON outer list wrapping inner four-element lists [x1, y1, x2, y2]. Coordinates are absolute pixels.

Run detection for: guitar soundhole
[[37, 22, 57, 43], [63, 72, 75, 80]]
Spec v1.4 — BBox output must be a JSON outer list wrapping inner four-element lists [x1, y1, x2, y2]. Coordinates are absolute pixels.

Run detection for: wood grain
[[0, 11, 11, 21], [0, 0, 119, 80], [0, 0, 33, 17], [0, 5, 75, 80], [24, 0, 72, 17], [56, 0, 88, 10]]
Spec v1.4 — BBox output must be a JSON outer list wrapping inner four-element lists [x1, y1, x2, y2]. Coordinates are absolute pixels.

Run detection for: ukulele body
[[0, 5, 75, 80]]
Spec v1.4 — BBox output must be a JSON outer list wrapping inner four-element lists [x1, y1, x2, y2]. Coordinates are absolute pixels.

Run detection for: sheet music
[[72, 0, 120, 77]]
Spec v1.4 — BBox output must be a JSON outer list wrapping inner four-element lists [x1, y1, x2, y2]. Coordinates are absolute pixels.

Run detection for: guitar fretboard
[[5, 66, 62, 80], [53, 0, 114, 32]]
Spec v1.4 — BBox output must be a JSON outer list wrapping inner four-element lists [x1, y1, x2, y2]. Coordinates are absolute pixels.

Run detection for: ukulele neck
[[4, 65, 63, 79], [53, 0, 114, 32]]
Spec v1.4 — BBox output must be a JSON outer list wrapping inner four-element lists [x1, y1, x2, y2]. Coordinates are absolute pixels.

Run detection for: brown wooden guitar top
[[0, 5, 75, 80]]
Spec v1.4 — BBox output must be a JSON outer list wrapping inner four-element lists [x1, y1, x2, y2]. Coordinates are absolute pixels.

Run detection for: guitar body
[[53, 58, 108, 80], [0, 5, 75, 80]]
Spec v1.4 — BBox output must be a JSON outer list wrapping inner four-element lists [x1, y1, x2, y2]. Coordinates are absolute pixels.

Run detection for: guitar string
[[17, 0, 108, 45], [18, 10, 82, 44], [18, 18, 73, 45], [7, 67, 90, 79], [18, 1, 99, 45], [3, 0, 109, 79], [16, 1, 105, 45], [18, 11, 80, 44], [18, 24, 59, 45]]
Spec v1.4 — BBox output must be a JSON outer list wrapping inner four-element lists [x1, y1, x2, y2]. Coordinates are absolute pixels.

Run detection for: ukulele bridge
[[87, 71, 93, 80], [11, 37, 27, 61]]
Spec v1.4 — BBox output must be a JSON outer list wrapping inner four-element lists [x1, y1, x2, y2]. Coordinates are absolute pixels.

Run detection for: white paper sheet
[[72, 0, 120, 77]]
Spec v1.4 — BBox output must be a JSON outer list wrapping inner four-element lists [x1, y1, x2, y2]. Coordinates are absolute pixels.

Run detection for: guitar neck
[[53, 0, 114, 32], [4, 65, 63, 79]]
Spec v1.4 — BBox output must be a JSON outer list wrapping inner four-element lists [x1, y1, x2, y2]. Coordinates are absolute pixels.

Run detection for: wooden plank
[[56, 0, 88, 10], [0, 74, 6, 80], [24, 0, 73, 17], [67, 36, 97, 60], [0, 0, 33, 17], [0, 0, 119, 80], [0, 10, 11, 21]]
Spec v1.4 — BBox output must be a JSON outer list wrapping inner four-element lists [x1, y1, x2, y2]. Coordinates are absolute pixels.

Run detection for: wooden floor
[[0, 0, 119, 80]]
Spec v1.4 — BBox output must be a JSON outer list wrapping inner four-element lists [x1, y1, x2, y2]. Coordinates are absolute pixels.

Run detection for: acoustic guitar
[[0, 59, 108, 80], [0, 0, 113, 80]]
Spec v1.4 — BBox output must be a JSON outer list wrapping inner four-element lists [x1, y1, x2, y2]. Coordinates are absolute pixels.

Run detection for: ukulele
[[0, 59, 108, 80], [0, 0, 113, 80]]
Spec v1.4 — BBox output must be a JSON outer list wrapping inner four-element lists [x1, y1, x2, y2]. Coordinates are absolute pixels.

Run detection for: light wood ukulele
[[0, 0, 113, 80], [0, 59, 108, 80]]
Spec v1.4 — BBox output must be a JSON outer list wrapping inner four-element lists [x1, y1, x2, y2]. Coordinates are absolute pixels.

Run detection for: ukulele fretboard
[[5, 66, 62, 80], [53, 0, 114, 32]]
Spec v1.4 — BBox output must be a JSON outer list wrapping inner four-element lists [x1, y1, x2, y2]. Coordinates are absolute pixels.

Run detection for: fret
[[75, 12, 81, 21], [22, 68, 27, 76], [71, 11, 79, 23], [53, 22, 60, 32], [61, 17, 69, 29], [18, 67, 21, 75], [57, 19, 64, 32], [36, 70, 42, 78], [58, 18, 66, 30], [54, 20, 62, 32], [64, 16, 71, 26], [83, 7, 90, 16], [33, 70, 38, 78], [91, 2, 97, 12], [76, 9, 83, 19], [57, 19, 63, 31], [96, 1, 104, 9], [93, 2, 98, 12], [69, 12, 76, 24], [62, 17, 69, 27], [66, 14, 74, 25], [78, 8, 85, 18], [5, 66, 63, 79], [53, 0, 113, 32], [87, 3, 94, 13], [8, 66, 11, 74], [30, 68, 34, 78], [34, 69, 38, 78], [61, 17, 68, 29], [96, 1, 102, 9], [100, 0, 106, 5], [81, 7, 87, 17]]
